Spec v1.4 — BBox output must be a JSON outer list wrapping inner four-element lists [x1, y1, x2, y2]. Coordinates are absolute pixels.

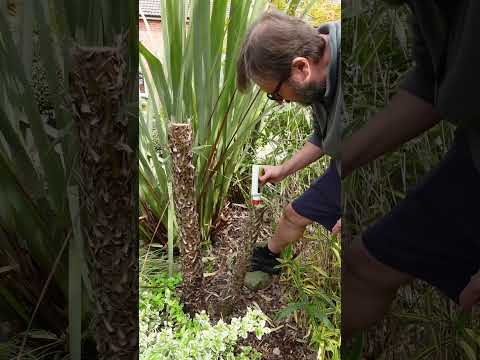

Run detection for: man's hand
[[259, 142, 324, 185], [332, 218, 341, 236], [259, 165, 286, 185], [459, 270, 480, 311]]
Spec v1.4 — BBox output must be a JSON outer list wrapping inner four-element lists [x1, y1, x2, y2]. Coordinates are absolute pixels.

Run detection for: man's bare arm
[[342, 90, 441, 178], [259, 142, 324, 184], [460, 269, 480, 311], [282, 141, 324, 177]]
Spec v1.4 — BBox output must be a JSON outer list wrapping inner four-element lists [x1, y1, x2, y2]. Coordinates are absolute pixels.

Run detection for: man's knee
[[343, 238, 413, 293], [283, 204, 313, 228]]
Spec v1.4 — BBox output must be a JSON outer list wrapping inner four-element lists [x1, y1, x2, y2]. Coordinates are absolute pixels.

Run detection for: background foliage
[[0, 0, 137, 358], [270, 0, 340, 25], [139, 0, 341, 358]]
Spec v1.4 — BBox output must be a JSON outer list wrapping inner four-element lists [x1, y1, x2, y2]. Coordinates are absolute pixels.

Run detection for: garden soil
[[198, 202, 318, 360]]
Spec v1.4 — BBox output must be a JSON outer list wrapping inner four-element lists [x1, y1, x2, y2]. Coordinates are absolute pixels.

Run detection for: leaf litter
[[201, 202, 318, 360]]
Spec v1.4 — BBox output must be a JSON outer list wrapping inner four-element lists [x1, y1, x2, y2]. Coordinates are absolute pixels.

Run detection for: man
[[236, 10, 342, 274], [342, 0, 480, 340]]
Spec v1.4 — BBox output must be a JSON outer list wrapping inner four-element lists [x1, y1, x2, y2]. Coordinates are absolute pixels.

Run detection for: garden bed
[[197, 202, 318, 359]]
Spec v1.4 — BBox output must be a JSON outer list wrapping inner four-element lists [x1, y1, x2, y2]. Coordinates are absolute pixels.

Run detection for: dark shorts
[[363, 130, 480, 302], [291, 160, 341, 231]]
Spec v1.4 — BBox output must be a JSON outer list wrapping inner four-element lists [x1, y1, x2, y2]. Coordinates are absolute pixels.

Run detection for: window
[[139, 72, 148, 99]]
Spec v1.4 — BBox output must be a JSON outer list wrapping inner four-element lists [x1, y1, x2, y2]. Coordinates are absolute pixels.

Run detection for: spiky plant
[[1, 0, 137, 358], [0, 2, 88, 358], [139, 0, 270, 250], [167, 123, 206, 313], [139, 0, 273, 317]]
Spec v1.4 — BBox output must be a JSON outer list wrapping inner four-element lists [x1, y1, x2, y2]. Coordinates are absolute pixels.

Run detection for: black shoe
[[250, 245, 281, 275]]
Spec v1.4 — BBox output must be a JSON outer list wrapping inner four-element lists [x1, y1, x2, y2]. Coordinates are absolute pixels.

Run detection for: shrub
[[140, 273, 271, 360]]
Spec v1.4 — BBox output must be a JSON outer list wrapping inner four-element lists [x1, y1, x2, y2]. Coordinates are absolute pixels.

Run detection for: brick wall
[[139, 18, 164, 61]]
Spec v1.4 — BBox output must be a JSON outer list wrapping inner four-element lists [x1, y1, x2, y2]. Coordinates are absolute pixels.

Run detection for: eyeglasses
[[267, 76, 288, 102]]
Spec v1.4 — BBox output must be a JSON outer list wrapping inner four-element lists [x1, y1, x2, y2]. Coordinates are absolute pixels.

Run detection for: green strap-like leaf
[[67, 186, 82, 360]]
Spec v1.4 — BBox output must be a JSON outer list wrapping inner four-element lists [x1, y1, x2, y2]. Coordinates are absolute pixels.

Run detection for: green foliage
[[241, 102, 340, 357], [138, 2, 343, 357], [246, 104, 329, 198], [140, 272, 271, 360], [142, 309, 269, 360], [139, 0, 272, 246], [0, 1, 137, 357], [1, 2, 85, 355], [277, 232, 341, 358], [140, 273, 187, 330], [269, 0, 340, 25]]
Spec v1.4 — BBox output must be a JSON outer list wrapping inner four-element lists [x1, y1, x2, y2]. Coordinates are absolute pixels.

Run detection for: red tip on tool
[[251, 199, 263, 206]]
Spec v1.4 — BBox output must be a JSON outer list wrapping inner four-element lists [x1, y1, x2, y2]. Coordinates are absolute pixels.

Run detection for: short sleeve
[[398, 14, 435, 104]]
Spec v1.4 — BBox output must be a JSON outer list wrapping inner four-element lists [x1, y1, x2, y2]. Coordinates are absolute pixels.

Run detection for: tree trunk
[[168, 123, 206, 314], [70, 36, 138, 359], [229, 206, 265, 305]]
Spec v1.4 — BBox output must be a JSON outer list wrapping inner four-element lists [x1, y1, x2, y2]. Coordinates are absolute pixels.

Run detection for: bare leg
[[342, 238, 413, 340], [268, 204, 313, 254]]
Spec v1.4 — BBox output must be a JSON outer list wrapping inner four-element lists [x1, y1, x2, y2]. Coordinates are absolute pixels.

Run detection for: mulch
[[203, 202, 318, 360]]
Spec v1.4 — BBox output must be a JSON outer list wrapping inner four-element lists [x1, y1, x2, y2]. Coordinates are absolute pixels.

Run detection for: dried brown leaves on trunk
[[70, 35, 138, 359], [229, 206, 265, 305], [168, 123, 206, 313]]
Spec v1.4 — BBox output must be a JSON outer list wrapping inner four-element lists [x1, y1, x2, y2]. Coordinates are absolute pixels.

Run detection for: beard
[[289, 79, 326, 106]]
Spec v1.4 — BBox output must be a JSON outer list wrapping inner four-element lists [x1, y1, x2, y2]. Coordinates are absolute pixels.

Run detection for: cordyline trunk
[[70, 36, 138, 359], [229, 206, 265, 303], [168, 123, 206, 313]]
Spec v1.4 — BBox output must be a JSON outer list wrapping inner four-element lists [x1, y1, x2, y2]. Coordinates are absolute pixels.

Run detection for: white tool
[[251, 164, 263, 206]]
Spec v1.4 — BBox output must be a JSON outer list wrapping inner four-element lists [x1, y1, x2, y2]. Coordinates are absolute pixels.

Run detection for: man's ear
[[291, 57, 310, 83]]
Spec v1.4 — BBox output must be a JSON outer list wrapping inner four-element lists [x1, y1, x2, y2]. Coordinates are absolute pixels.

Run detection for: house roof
[[139, 0, 161, 18], [139, 1, 226, 19]]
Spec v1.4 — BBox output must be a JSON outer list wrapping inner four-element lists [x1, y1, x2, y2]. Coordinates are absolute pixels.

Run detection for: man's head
[[237, 10, 330, 105]]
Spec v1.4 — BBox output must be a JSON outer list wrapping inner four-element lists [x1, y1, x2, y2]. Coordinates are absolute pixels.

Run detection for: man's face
[[257, 36, 331, 106], [289, 78, 327, 106], [258, 70, 326, 106]]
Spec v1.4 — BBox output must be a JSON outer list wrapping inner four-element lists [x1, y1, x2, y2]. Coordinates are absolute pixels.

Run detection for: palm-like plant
[[140, 0, 270, 240], [0, 1, 137, 358], [139, 0, 272, 307], [1, 3, 85, 358]]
